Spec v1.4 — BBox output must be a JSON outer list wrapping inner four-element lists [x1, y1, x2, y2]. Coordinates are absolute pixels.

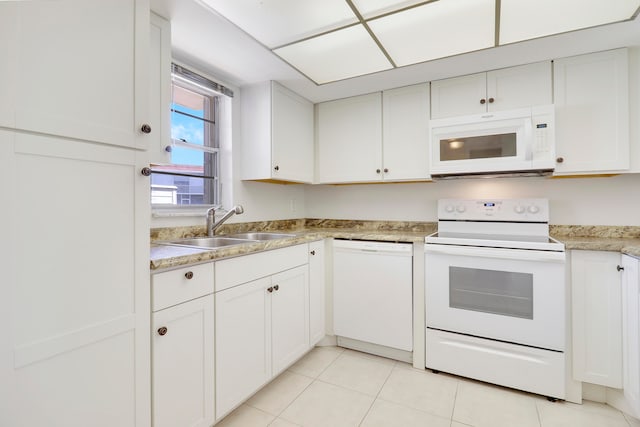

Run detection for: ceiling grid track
[[344, 0, 397, 68], [495, 0, 501, 47]]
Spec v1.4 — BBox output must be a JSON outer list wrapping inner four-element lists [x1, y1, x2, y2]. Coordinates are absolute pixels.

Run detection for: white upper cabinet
[[242, 81, 314, 183], [148, 13, 172, 164], [431, 61, 552, 119], [5, 0, 150, 149], [554, 48, 630, 175], [382, 83, 430, 181], [317, 87, 430, 184]]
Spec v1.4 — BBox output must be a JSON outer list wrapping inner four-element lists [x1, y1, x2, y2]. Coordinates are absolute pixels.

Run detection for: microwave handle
[[424, 244, 565, 263]]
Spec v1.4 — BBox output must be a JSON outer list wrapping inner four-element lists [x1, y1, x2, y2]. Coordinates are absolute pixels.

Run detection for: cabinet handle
[[157, 327, 168, 336], [267, 287, 273, 293], [617, 265, 625, 271], [310, 250, 316, 255], [274, 165, 280, 171], [184, 271, 194, 280], [480, 99, 486, 104], [140, 124, 152, 134], [488, 97, 495, 103], [376, 169, 381, 174], [383, 168, 389, 173], [273, 285, 279, 291], [141, 167, 152, 176], [556, 157, 564, 164]]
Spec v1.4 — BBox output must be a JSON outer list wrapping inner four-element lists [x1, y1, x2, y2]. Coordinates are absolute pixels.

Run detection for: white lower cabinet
[[308, 240, 326, 346], [151, 264, 215, 427], [622, 254, 640, 418], [152, 295, 214, 427], [214, 244, 312, 421], [571, 250, 623, 388]]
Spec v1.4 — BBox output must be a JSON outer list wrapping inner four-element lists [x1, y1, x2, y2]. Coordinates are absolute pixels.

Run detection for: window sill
[[151, 205, 216, 218]]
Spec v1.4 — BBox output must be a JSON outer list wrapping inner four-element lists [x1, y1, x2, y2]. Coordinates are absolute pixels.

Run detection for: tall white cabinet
[[622, 254, 640, 418], [0, 1, 152, 426]]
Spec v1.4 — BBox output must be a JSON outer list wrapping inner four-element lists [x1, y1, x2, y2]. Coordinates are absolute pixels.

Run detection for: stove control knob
[[528, 205, 540, 214], [514, 205, 525, 214], [456, 205, 466, 213], [445, 205, 455, 213]]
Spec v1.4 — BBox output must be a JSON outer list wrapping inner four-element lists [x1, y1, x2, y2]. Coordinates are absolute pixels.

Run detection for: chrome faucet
[[206, 205, 244, 236]]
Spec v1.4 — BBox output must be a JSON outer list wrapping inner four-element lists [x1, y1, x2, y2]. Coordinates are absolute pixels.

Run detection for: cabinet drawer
[[215, 244, 308, 292], [152, 263, 214, 312]]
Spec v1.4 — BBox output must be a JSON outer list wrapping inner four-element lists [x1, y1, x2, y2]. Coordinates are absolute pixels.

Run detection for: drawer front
[[215, 244, 308, 292], [152, 263, 214, 312]]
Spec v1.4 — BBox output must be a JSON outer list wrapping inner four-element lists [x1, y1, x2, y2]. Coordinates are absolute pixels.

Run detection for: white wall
[[304, 174, 640, 226]]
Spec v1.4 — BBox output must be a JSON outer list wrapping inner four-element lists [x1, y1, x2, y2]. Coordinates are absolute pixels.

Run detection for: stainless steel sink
[[160, 237, 257, 249], [224, 232, 297, 241]]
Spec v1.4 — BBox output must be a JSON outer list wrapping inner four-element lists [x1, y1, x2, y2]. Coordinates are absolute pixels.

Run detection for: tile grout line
[[534, 399, 544, 427], [448, 377, 460, 427], [356, 359, 398, 427]]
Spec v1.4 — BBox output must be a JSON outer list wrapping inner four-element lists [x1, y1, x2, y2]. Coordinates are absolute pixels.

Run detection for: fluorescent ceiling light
[[199, 0, 358, 48], [273, 24, 393, 84], [368, 0, 495, 67], [500, 0, 640, 44], [349, 0, 431, 19]]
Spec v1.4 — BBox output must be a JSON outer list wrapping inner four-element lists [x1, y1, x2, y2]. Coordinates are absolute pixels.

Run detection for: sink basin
[[224, 232, 297, 241], [160, 237, 257, 249]]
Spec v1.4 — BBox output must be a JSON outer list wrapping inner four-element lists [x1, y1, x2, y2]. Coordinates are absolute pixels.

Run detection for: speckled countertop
[[150, 220, 640, 271]]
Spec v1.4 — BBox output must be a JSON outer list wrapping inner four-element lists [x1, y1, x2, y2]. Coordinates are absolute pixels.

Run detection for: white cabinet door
[[148, 12, 172, 164], [1, 132, 150, 426], [317, 93, 383, 183], [309, 241, 326, 346], [487, 61, 552, 112], [241, 82, 313, 183], [382, 84, 430, 181], [152, 295, 214, 427], [9, 0, 150, 149], [215, 277, 271, 420], [622, 255, 640, 418], [430, 72, 486, 119], [554, 49, 629, 174], [571, 250, 623, 388], [0, 2, 17, 128], [272, 83, 314, 183], [271, 266, 309, 375]]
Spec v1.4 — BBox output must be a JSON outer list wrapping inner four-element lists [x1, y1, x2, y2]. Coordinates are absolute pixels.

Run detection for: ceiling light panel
[[349, 0, 432, 19], [273, 24, 393, 84], [200, 0, 358, 48], [368, 0, 495, 67], [500, 0, 640, 45]]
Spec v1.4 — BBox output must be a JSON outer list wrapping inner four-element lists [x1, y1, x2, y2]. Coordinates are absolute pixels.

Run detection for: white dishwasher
[[333, 239, 413, 352]]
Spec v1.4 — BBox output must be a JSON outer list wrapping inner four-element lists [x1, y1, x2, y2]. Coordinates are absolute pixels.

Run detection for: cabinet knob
[[310, 250, 316, 256], [157, 327, 168, 336], [488, 97, 495, 103], [617, 265, 625, 271], [556, 157, 564, 164], [184, 271, 194, 280], [141, 167, 152, 176], [267, 287, 273, 293], [376, 169, 381, 174], [480, 99, 486, 105], [383, 168, 389, 173], [164, 145, 172, 153], [273, 285, 279, 291], [274, 165, 280, 171], [140, 124, 152, 134]]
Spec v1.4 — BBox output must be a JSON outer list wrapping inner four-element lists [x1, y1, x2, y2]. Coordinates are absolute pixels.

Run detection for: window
[[151, 64, 233, 207]]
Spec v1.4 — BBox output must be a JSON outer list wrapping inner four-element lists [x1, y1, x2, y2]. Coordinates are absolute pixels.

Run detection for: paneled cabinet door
[[430, 72, 487, 118], [8, 0, 150, 148], [215, 277, 271, 420], [317, 92, 383, 183], [571, 250, 623, 388], [622, 255, 640, 418], [382, 84, 430, 181], [554, 49, 629, 174], [309, 241, 326, 346], [271, 265, 310, 375], [152, 295, 214, 427], [149, 12, 172, 164]]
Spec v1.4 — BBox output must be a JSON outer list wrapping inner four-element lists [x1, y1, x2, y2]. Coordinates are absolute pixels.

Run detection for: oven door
[[425, 244, 565, 351]]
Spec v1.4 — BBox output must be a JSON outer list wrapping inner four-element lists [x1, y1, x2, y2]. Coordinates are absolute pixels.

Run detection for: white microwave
[[429, 105, 555, 179]]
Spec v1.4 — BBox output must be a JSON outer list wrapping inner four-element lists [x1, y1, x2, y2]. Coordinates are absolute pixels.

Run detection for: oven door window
[[449, 266, 533, 319]]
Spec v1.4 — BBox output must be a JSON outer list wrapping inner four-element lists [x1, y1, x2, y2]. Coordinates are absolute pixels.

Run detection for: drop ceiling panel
[[368, 0, 495, 67], [199, 0, 358, 48], [273, 24, 393, 84], [500, 0, 640, 44], [350, 0, 432, 19]]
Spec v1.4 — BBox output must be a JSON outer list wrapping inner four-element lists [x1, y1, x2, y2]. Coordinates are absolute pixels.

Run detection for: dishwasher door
[[333, 240, 413, 351]]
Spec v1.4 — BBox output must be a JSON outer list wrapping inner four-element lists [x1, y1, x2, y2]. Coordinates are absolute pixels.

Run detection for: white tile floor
[[216, 346, 640, 427]]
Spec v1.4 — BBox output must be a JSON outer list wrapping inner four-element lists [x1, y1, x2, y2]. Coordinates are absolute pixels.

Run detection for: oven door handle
[[424, 244, 565, 262]]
